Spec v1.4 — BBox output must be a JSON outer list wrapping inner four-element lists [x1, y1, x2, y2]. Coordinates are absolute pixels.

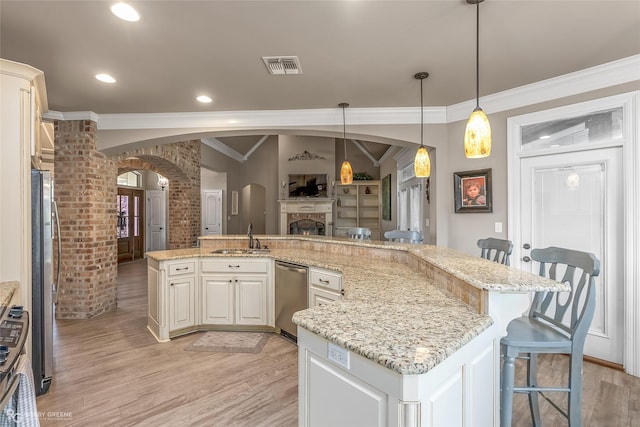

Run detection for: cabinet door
[[202, 275, 234, 325], [169, 276, 195, 331], [305, 351, 388, 427], [235, 275, 267, 325], [309, 286, 341, 307]]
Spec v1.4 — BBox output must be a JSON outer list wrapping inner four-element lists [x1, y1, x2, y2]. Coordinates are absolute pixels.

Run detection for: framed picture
[[382, 174, 391, 221], [453, 168, 492, 213]]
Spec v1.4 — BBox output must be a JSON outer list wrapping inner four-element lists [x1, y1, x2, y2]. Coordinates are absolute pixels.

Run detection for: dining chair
[[347, 227, 371, 240], [477, 237, 514, 266], [500, 246, 600, 427], [383, 230, 423, 243]]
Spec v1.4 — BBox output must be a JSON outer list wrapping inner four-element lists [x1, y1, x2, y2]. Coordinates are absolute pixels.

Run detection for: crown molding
[[447, 54, 640, 123], [42, 55, 639, 130], [42, 106, 446, 130]]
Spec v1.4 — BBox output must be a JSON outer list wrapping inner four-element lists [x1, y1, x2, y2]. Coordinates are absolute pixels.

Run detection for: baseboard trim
[[584, 355, 624, 372]]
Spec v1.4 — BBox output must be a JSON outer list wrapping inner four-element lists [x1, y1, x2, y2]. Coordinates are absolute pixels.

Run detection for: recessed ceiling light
[[111, 2, 140, 22], [539, 135, 551, 140], [95, 73, 116, 83], [197, 95, 213, 103]]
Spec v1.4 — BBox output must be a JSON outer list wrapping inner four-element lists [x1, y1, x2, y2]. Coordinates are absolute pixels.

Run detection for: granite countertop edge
[[148, 237, 568, 293], [146, 237, 566, 375]]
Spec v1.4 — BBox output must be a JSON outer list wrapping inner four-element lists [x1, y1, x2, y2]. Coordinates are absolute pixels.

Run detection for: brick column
[[54, 120, 118, 319]]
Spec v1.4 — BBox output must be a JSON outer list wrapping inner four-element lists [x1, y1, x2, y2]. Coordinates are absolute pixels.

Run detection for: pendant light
[[464, 0, 492, 158], [414, 72, 431, 178], [339, 102, 353, 184]]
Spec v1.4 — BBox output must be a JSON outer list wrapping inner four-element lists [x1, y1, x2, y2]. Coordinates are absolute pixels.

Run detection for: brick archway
[[54, 119, 201, 319], [116, 143, 201, 249]]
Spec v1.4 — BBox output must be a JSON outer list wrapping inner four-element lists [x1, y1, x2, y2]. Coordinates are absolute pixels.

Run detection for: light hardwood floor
[[35, 259, 639, 426], [35, 259, 298, 426]]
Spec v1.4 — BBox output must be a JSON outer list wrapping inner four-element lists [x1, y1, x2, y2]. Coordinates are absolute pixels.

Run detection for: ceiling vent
[[262, 56, 302, 75]]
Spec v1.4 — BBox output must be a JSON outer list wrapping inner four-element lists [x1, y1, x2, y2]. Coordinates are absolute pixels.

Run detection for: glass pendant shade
[[464, 107, 492, 158], [340, 160, 353, 184], [338, 102, 352, 184], [414, 146, 431, 177], [413, 72, 431, 178]]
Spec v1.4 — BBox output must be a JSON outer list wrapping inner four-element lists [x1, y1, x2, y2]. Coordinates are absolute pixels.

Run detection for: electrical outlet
[[328, 342, 350, 369]]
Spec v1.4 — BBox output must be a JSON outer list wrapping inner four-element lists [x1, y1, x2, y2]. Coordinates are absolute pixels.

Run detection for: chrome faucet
[[247, 223, 254, 249]]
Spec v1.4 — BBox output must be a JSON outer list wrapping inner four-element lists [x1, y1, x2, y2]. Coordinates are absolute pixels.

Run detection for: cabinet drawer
[[168, 261, 196, 276], [201, 259, 268, 274], [310, 269, 342, 292]]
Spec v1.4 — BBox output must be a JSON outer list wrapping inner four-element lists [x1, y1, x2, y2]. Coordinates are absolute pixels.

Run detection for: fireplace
[[288, 215, 326, 235], [279, 200, 333, 236]]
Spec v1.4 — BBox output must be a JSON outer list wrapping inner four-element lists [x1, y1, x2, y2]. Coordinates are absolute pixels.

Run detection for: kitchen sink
[[211, 248, 270, 255]]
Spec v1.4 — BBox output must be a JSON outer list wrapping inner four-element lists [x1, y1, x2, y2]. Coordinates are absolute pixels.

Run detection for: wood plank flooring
[[35, 259, 298, 426], [35, 259, 640, 426]]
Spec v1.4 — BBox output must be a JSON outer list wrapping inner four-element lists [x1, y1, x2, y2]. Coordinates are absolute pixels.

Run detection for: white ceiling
[[2, 0, 639, 116]]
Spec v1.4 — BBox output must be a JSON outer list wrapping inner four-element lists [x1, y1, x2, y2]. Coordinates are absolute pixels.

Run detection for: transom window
[[117, 171, 141, 187]]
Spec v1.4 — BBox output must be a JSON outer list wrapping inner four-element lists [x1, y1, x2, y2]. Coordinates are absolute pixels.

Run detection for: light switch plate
[[328, 342, 350, 369], [495, 222, 503, 233]]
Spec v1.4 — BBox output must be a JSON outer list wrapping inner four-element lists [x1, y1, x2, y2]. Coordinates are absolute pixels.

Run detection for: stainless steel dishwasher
[[275, 261, 308, 341]]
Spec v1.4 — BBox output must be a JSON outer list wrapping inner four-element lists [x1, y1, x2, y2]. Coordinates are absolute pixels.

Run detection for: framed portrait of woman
[[453, 168, 492, 213]]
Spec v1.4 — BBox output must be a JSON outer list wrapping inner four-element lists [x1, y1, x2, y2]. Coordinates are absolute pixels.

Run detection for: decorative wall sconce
[[157, 175, 169, 191]]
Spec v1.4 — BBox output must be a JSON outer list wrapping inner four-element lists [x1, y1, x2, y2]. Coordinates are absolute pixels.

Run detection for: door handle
[[522, 256, 531, 262], [523, 243, 531, 249]]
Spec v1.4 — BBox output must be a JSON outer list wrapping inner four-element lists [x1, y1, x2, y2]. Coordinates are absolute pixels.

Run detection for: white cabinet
[[0, 59, 47, 308], [200, 258, 272, 327], [298, 324, 499, 427], [202, 276, 234, 325], [147, 257, 197, 342], [309, 268, 343, 307], [167, 260, 196, 332], [235, 275, 268, 325], [305, 351, 388, 427]]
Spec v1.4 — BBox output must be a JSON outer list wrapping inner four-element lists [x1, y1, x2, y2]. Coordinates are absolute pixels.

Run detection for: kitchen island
[[148, 235, 567, 427]]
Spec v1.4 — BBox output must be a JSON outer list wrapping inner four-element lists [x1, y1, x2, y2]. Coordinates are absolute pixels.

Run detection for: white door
[[202, 189, 222, 235], [397, 171, 423, 233], [146, 190, 166, 251], [518, 147, 623, 363]]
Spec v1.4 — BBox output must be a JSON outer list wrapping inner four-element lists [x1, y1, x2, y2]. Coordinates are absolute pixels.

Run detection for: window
[[117, 171, 141, 187], [520, 106, 623, 152]]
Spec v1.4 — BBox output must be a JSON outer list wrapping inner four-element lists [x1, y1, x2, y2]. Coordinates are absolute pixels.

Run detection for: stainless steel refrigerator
[[31, 169, 58, 395]]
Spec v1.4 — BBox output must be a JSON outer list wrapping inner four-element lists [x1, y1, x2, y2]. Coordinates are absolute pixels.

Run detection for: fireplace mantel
[[279, 199, 334, 236]]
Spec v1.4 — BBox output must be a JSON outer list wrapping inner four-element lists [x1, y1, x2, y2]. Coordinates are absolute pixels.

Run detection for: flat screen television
[[288, 174, 328, 198]]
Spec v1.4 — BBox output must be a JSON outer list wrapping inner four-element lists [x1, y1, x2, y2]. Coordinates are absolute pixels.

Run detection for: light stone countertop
[[0, 282, 19, 312], [147, 236, 566, 375]]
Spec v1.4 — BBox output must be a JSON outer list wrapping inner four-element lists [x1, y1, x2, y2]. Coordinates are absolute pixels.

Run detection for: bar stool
[[500, 246, 600, 426], [477, 237, 513, 265], [347, 227, 371, 240], [383, 230, 423, 243]]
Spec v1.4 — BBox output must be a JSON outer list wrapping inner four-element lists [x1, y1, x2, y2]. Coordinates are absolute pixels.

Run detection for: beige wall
[[446, 81, 640, 257]]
